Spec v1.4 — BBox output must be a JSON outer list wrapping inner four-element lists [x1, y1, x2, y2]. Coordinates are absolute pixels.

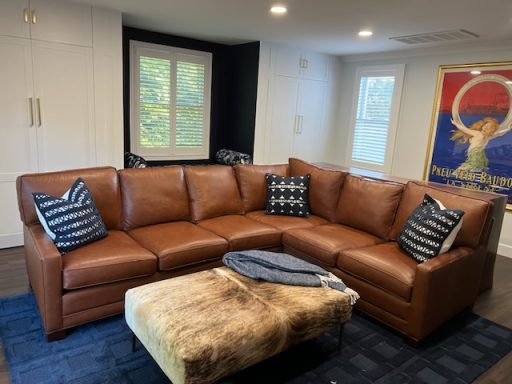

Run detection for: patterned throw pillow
[[397, 194, 464, 262], [125, 152, 148, 168], [215, 149, 253, 165], [33, 178, 108, 254], [265, 174, 310, 217]]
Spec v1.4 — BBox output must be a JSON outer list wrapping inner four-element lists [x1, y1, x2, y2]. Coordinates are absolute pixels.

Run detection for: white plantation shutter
[[348, 65, 405, 173], [176, 60, 205, 149], [139, 56, 171, 148], [130, 41, 212, 160], [352, 76, 394, 164]]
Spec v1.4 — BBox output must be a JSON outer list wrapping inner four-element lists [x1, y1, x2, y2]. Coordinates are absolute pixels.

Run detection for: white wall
[[332, 40, 512, 257]]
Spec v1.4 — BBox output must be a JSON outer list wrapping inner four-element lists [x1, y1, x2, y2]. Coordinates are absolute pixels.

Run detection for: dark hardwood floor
[[0, 247, 511, 383]]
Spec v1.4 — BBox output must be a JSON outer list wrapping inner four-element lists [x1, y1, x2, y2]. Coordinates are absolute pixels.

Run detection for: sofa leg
[[47, 329, 68, 342], [403, 335, 421, 348]]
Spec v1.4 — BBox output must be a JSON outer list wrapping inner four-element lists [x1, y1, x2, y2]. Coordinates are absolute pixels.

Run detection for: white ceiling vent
[[389, 29, 479, 45]]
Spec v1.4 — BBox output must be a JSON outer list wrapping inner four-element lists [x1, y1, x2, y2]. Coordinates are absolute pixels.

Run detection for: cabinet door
[[293, 80, 327, 162], [273, 45, 301, 78], [266, 76, 299, 163], [0, 0, 30, 38], [301, 52, 329, 81], [0, 36, 37, 247], [92, 7, 124, 169], [32, 40, 95, 172], [29, 0, 92, 46]]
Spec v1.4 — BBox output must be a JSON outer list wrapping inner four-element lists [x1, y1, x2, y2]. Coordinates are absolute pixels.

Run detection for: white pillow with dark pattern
[[33, 178, 108, 254], [397, 194, 464, 262], [265, 174, 310, 217]]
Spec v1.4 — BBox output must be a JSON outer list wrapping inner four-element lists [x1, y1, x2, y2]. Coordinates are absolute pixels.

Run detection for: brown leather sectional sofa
[[16, 158, 506, 343]]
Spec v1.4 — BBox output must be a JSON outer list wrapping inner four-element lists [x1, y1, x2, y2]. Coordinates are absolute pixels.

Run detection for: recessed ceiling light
[[358, 30, 373, 37], [470, 70, 481, 75], [270, 5, 287, 15]]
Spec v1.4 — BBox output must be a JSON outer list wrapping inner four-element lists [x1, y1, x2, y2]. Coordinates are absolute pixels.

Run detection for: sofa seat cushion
[[338, 242, 417, 301], [282, 224, 384, 267], [198, 215, 282, 251], [62, 230, 157, 290], [246, 210, 328, 231], [129, 222, 229, 271]]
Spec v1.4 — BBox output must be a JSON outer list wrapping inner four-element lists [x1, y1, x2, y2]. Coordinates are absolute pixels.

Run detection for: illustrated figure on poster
[[450, 117, 512, 172]]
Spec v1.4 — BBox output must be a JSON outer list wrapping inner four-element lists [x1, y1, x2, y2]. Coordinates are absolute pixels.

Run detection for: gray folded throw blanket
[[222, 250, 359, 305]]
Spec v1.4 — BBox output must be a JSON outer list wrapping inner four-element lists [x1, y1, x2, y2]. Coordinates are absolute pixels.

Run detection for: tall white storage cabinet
[[253, 43, 336, 164], [0, 0, 123, 248], [31, 41, 96, 171]]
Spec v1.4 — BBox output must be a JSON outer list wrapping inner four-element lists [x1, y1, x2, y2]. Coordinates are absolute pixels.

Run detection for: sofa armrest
[[24, 224, 63, 334], [406, 246, 485, 341]]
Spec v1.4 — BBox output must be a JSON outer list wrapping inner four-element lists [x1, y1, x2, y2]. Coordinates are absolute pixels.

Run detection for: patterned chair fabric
[[215, 149, 253, 166]]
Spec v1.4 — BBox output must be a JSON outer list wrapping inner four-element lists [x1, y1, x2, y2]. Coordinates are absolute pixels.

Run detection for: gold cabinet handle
[[23, 8, 29, 23], [31, 10, 37, 24], [28, 98, 34, 126], [36, 98, 42, 126]]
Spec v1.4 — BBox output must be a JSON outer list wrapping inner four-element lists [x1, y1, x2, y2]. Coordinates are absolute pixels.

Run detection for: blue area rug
[[1, 293, 511, 384]]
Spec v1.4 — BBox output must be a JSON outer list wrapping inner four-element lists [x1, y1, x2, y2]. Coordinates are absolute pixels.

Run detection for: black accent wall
[[123, 27, 259, 165], [226, 42, 260, 156]]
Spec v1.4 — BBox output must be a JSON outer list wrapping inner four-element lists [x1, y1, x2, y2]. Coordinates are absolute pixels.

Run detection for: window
[[347, 64, 405, 173], [130, 41, 212, 160]]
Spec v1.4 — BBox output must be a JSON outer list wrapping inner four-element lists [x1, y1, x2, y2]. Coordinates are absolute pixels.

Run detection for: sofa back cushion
[[390, 181, 491, 248], [119, 166, 189, 230], [289, 158, 347, 222], [185, 165, 244, 222], [234, 164, 289, 212], [16, 166, 122, 230], [336, 175, 404, 240]]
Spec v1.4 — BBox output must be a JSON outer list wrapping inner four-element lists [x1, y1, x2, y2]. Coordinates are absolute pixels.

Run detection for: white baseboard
[[0, 233, 23, 249], [498, 243, 512, 259]]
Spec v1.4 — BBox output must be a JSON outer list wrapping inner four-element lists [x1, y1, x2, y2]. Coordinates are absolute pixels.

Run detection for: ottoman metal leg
[[337, 323, 345, 350], [132, 332, 138, 352]]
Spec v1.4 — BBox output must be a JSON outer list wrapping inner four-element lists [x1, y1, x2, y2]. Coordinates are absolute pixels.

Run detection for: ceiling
[[72, 0, 512, 55]]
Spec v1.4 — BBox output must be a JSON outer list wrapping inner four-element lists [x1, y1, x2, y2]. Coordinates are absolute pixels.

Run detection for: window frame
[[129, 40, 212, 161], [346, 64, 405, 173]]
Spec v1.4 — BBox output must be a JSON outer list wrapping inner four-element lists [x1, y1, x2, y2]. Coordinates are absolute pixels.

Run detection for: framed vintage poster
[[424, 62, 512, 210]]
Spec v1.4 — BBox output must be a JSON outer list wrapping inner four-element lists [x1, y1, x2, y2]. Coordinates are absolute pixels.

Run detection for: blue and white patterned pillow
[[397, 194, 464, 262], [33, 178, 108, 254], [265, 174, 310, 217]]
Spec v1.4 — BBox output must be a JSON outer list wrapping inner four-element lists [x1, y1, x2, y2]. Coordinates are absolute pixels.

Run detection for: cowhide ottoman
[[125, 267, 352, 384]]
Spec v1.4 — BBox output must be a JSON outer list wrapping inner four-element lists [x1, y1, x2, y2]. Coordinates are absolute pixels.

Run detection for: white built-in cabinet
[[0, 0, 123, 248], [253, 43, 336, 164], [273, 45, 329, 81]]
